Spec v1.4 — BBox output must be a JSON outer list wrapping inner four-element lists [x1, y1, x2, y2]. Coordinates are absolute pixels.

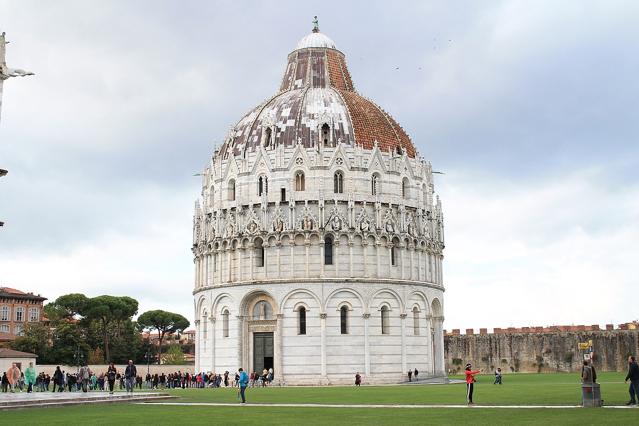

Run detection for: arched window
[[295, 171, 305, 191], [412, 307, 420, 335], [333, 171, 344, 194], [340, 306, 348, 334], [422, 184, 428, 204], [264, 127, 272, 147], [322, 123, 330, 145], [381, 306, 390, 334], [402, 177, 409, 198], [371, 174, 380, 196], [252, 301, 273, 320], [228, 179, 236, 201], [222, 309, 229, 338], [255, 238, 264, 267], [258, 175, 268, 196], [324, 236, 333, 265], [298, 307, 307, 335], [391, 238, 399, 266]]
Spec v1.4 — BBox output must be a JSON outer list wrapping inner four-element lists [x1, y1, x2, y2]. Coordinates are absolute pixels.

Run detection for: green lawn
[[2, 372, 636, 425], [158, 372, 630, 406]]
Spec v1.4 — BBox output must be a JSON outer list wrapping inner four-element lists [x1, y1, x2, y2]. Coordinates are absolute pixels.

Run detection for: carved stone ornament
[[225, 213, 237, 238], [244, 209, 261, 235], [325, 205, 347, 232], [355, 207, 373, 233], [382, 209, 397, 234], [207, 217, 216, 240], [421, 215, 431, 239], [297, 205, 317, 231], [194, 221, 201, 244], [405, 212, 415, 236], [271, 207, 287, 233]]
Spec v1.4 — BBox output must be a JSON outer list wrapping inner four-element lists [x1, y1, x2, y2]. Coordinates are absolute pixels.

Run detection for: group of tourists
[[1, 359, 276, 400], [7, 354, 637, 406], [407, 368, 420, 382], [1, 360, 139, 395], [0, 362, 36, 393]]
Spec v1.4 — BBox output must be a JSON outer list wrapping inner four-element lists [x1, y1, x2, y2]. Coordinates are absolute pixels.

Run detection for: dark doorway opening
[[253, 332, 274, 374]]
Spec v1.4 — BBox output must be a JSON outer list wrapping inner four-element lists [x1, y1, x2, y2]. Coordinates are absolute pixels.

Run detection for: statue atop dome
[[312, 16, 320, 33]]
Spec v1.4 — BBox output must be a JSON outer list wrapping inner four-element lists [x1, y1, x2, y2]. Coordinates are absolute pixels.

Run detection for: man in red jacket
[[465, 363, 481, 405]]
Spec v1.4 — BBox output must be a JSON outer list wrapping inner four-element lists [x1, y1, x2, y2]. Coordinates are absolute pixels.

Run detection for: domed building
[[192, 22, 446, 384]]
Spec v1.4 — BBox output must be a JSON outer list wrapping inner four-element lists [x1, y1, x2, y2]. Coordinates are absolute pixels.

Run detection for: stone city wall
[[445, 324, 639, 374]]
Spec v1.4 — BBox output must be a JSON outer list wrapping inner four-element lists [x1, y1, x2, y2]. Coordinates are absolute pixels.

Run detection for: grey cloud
[[1, 0, 637, 326]]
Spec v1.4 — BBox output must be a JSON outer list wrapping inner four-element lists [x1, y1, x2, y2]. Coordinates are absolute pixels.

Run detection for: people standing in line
[[464, 363, 481, 405], [78, 364, 91, 392], [52, 366, 62, 392], [24, 362, 36, 393], [107, 362, 117, 395], [355, 372, 361, 386], [494, 368, 502, 385], [91, 372, 98, 390], [6, 362, 21, 393], [125, 360, 137, 394], [1, 372, 8, 392], [407, 369, 413, 382], [238, 368, 249, 404], [414, 368, 419, 381], [625, 355, 639, 405]]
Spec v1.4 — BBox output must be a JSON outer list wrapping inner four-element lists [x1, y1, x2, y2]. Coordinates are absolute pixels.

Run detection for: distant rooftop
[[0, 286, 46, 301]]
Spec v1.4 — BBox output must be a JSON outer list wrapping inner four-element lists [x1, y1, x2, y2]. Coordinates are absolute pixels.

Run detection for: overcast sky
[[1, 0, 637, 331]]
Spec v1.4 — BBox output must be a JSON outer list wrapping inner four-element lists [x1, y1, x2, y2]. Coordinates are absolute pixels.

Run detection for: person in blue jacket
[[238, 368, 249, 403]]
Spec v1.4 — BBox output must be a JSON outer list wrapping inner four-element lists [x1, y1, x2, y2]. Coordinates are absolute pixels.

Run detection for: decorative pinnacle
[[312, 16, 320, 33]]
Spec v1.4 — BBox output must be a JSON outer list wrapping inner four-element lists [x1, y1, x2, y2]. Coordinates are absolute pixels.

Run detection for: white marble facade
[[192, 29, 445, 385]]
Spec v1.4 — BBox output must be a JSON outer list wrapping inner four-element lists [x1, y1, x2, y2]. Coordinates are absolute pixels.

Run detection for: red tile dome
[[220, 29, 416, 159]]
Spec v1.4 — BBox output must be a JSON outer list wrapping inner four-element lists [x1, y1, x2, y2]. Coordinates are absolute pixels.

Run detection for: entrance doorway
[[253, 332, 274, 374]]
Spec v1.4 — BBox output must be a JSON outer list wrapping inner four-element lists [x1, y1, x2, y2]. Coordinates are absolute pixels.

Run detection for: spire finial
[[312, 16, 319, 33]]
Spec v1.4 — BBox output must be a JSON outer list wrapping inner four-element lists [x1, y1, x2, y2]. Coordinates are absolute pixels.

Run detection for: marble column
[[320, 313, 327, 378], [194, 319, 201, 372], [363, 313, 371, 375], [209, 315, 216, 372], [400, 313, 407, 375], [275, 313, 284, 384]]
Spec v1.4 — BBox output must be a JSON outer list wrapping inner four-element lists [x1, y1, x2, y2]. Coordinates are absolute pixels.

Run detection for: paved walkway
[[0, 391, 173, 410], [139, 402, 638, 409]]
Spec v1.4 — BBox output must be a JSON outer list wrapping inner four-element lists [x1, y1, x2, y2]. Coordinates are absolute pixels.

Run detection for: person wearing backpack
[[238, 368, 249, 404]]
